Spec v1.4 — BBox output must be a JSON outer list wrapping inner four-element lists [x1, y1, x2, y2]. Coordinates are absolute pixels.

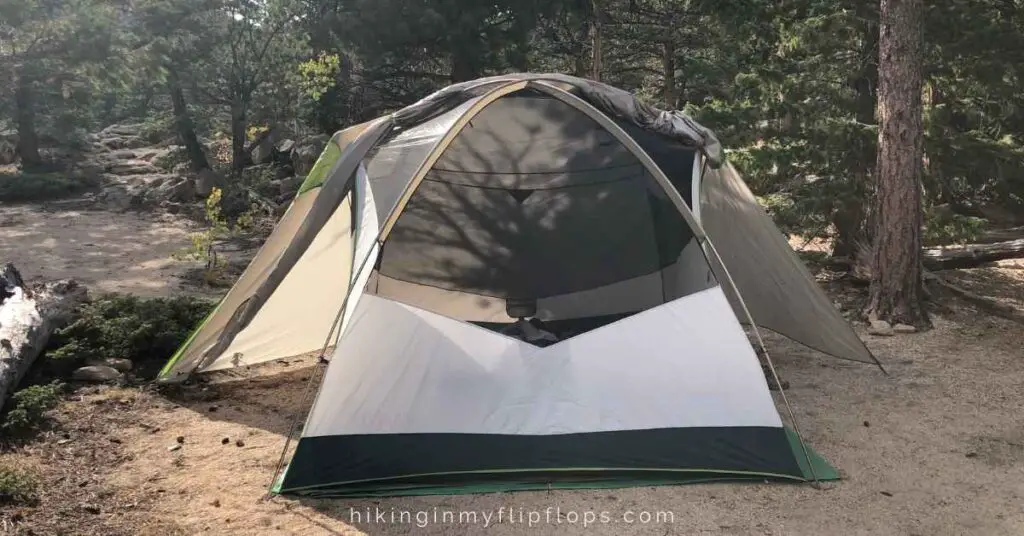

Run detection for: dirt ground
[[2, 204, 1024, 535]]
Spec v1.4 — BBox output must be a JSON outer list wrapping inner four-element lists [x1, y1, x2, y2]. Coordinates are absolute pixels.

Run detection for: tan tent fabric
[[158, 120, 381, 381], [202, 194, 355, 371], [699, 163, 878, 364]]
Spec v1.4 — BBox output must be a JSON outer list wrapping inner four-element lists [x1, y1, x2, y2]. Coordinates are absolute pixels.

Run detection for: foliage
[[173, 186, 261, 285], [299, 53, 342, 101], [923, 211, 987, 247], [45, 294, 214, 373], [1, 382, 64, 436], [0, 466, 38, 506], [0, 171, 101, 203]]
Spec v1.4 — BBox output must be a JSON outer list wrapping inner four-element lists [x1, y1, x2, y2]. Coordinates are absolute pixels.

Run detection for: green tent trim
[[297, 138, 342, 195], [270, 427, 837, 498]]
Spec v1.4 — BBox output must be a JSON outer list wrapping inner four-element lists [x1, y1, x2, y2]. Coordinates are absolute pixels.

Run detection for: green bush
[[1, 382, 64, 435], [924, 211, 987, 246], [0, 171, 100, 203], [0, 466, 39, 506], [46, 294, 215, 378]]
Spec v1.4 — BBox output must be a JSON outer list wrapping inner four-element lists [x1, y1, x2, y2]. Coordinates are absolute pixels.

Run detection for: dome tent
[[159, 74, 879, 497]]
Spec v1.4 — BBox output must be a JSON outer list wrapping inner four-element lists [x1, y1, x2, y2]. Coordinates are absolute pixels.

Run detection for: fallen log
[[923, 238, 1024, 270], [822, 238, 1024, 273], [0, 264, 88, 410], [923, 271, 1024, 325]]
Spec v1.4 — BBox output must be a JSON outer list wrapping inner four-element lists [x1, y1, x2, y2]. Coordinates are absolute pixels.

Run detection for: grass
[[1, 382, 64, 436]]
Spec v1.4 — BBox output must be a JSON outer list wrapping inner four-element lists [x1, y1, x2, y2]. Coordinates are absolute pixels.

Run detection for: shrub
[[1, 382, 64, 435], [45, 294, 215, 378], [0, 466, 39, 506], [0, 171, 100, 203]]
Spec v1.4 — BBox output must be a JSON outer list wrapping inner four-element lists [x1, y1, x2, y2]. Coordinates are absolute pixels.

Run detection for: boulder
[[71, 365, 123, 383], [251, 130, 278, 165], [0, 131, 17, 165], [276, 139, 295, 153], [893, 323, 918, 334], [99, 124, 143, 137], [85, 358, 132, 373], [152, 146, 187, 170], [101, 136, 147, 151], [278, 176, 303, 196], [195, 168, 219, 198], [291, 134, 330, 176], [867, 319, 894, 337], [108, 161, 160, 176], [160, 177, 196, 203]]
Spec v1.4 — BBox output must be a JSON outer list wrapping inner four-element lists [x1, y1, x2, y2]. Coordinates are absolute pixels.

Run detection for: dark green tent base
[[272, 427, 838, 499]]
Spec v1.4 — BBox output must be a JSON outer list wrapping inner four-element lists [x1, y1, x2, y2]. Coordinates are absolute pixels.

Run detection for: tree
[[865, 0, 929, 327], [0, 0, 119, 169], [193, 0, 306, 173]]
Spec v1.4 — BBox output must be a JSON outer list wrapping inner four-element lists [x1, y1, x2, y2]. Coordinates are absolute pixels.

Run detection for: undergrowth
[[1, 382, 64, 436], [0, 466, 38, 506], [0, 171, 101, 203], [45, 294, 214, 379]]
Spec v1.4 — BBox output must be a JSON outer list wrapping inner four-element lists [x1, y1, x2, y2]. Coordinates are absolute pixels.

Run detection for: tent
[[159, 74, 880, 498]]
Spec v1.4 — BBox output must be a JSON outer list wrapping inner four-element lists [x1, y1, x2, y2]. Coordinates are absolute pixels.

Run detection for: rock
[[99, 124, 143, 137], [291, 134, 329, 176], [176, 435, 185, 444], [162, 177, 196, 203], [109, 149, 137, 160], [171, 162, 190, 174], [893, 323, 918, 334], [251, 130, 278, 165], [276, 139, 295, 153], [152, 146, 186, 170], [276, 190, 296, 206], [101, 136, 147, 150], [235, 439, 245, 447], [867, 319, 894, 336], [211, 499, 221, 508], [278, 176, 303, 196], [0, 132, 17, 165], [221, 437, 230, 445], [85, 358, 133, 372], [108, 161, 161, 176], [195, 168, 219, 197], [71, 365, 124, 383], [168, 444, 181, 452]]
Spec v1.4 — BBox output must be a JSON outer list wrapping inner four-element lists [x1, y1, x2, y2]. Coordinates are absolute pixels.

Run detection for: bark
[[167, 67, 211, 172], [14, 71, 43, 170], [230, 97, 249, 174], [590, 0, 603, 82], [661, 40, 677, 109], [865, 0, 929, 328], [0, 264, 88, 409]]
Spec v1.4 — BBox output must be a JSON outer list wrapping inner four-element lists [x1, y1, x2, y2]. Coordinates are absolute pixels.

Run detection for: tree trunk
[[661, 40, 677, 108], [13, 70, 43, 170], [0, 264, 87, 409], [865, 0, 929, 328], [230, 97, 249, 174], [167, 67, 210, 172], [590, 0, 603, 81]]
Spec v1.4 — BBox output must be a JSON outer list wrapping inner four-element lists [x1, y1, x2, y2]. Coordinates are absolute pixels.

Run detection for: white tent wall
[[305, 287, 782, 438]]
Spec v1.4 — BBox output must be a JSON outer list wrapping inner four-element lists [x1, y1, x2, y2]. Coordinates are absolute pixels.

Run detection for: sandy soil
[[0, 203, 211, 298], [1, 202, 1023, 535]]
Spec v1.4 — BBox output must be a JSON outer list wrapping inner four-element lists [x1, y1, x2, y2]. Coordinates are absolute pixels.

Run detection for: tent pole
[[702, 238, 823, 489]]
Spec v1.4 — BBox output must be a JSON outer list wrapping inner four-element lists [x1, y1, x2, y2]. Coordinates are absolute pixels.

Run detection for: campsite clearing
[[1, 302, 1022, 535]]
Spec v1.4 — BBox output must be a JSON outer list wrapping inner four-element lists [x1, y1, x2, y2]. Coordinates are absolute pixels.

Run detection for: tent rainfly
[[159, 73, 881, 498]]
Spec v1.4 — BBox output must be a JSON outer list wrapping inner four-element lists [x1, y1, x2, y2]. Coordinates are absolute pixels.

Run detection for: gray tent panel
[[392, 73, 723, 167], [699, 163, 879, 365]]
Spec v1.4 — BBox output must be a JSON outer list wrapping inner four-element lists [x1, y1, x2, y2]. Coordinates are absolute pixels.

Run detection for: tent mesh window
[[361, 89, 716, 344]]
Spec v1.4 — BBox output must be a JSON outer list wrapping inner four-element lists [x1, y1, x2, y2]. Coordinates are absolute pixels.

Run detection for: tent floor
[[272, 428, 838, 499]]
